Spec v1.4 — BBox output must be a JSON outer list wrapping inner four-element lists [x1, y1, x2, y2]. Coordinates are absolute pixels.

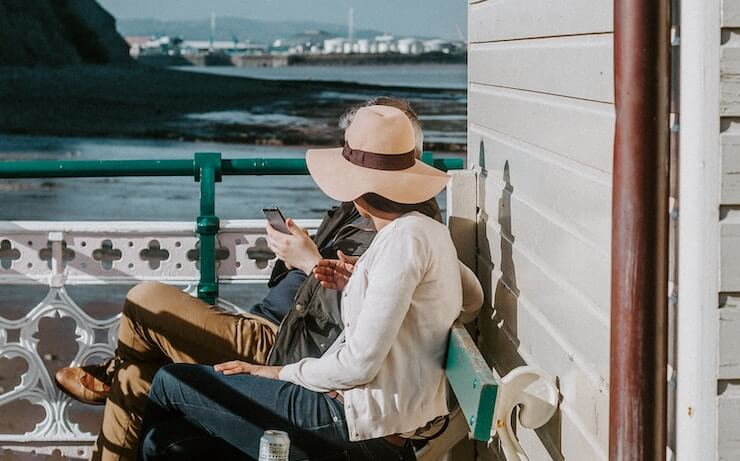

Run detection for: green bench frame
[[443, 318, 558, 458], [445, 322, 499, 442]]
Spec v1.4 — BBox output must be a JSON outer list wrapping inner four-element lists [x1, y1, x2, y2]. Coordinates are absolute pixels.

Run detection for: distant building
[[422, 39, 456, 54], [356, 39, 371, 54], [128, 32, 464, 59], [125, 36, 150, 58], [132, 36, 177, 56], [397, 38, 423, 55], [126, 35, 268, 59], [323, 38, 346, 54], [319, 33, 464, 56], [375, 34, 396, 53], [182, 41, 266, 55], [269, 39, 291, 55]]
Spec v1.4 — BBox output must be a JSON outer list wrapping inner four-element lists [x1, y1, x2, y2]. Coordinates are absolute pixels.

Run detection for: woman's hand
[[266, 218, 322, 275], [313, 250, 359, 290], [214, 361, 283, 379]]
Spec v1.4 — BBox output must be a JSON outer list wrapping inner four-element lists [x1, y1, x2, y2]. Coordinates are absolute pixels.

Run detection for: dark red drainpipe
[[610, 0, 671, 459]]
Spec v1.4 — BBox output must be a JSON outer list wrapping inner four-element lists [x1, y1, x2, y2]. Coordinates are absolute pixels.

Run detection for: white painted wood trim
[[676, 0, 721, 458]]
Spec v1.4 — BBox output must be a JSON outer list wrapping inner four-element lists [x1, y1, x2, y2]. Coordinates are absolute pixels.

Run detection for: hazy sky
[[97, 0, 466, 39]]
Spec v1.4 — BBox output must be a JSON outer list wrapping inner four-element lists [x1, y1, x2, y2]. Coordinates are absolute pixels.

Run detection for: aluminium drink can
[[258, 430, 290, 461]]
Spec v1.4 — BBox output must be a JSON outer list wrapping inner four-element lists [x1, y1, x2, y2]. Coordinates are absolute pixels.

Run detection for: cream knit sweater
[[279, 212, 482, 441]]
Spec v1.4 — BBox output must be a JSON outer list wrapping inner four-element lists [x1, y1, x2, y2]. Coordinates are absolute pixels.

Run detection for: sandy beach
[[0, 65, 466, 151]]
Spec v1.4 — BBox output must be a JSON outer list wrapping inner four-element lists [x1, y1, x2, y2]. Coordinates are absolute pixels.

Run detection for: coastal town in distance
[[124, 11, 466, 67]]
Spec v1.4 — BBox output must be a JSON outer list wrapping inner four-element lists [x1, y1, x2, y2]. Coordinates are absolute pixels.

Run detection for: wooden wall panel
[[469, 1, 613, 459], [719, 381, 740, 460], [469, 0, 612, 44], [721, 130, 740, 204], [720, 209, 740, 291], [469, 126, 612, 250], [722, 0, 740, 27], [721, 31, 740, 116], [476, 217, 610, 373], [469, 84, 615, 173], [721, 2, 740, 460], [469, 34, 613, 103], [475, 273, 609, 459], [477, 179, 610, 311], [719, 295, 740, 379]]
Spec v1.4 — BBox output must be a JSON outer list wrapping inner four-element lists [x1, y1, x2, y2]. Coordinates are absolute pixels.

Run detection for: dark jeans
[[140, 363, 416, 461]]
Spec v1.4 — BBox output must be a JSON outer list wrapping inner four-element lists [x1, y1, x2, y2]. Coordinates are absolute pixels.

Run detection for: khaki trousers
[[91, 282, 277, 461]]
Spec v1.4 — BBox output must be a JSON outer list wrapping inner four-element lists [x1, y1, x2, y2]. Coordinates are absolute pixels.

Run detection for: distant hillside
[[117, 17, 386, 44], [0, 0, 131, 65]]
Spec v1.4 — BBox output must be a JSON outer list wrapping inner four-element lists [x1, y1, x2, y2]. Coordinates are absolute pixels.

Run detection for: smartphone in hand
[[263, 207, 291, 234]]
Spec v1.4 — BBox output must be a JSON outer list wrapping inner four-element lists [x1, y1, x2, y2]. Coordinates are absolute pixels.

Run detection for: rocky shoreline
[[0, 65, 467, 152]]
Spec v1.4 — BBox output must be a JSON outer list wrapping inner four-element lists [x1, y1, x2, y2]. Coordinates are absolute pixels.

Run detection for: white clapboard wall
[[719, 1, 740, 459], [468, 0, 613, 459]]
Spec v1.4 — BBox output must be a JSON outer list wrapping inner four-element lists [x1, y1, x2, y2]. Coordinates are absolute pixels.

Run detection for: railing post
[[194, 153, 222, 304]]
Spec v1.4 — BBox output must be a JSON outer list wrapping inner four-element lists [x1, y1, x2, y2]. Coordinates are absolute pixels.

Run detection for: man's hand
[[214, 361, 283, 379], [313, 250, 359, 291], [266, 218, 322, 275]]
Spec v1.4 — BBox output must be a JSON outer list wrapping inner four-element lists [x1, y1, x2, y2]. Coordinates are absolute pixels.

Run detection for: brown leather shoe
[[55, 360, 114, 405]]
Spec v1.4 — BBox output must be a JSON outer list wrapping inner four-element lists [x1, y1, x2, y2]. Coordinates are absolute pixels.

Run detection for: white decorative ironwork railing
[[0, 219, 321, 457]]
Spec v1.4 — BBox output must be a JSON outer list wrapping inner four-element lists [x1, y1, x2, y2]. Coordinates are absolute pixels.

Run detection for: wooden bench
[[413, 323, 558, 460]]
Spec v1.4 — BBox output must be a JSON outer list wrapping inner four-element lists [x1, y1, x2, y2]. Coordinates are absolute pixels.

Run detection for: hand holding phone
[[263, 207, 322, 274], [263, 207, 291, 234]]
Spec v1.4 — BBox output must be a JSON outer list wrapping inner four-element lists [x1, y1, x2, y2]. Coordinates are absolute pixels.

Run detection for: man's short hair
[[338, 97, 424, 158]]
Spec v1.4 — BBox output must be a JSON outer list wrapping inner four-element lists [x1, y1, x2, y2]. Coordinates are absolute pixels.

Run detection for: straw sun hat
[[306, 105, 450, 204]]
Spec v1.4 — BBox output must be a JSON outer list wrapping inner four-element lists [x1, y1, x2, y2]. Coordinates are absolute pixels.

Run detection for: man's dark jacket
[[267, 202, 375, 366]]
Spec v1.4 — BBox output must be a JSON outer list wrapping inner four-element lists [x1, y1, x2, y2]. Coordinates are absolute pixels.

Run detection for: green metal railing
[[0, 152, 464, 304]]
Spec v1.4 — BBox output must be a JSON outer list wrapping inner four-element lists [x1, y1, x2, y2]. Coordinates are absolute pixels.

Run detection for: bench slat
[[445, 322, 498, 442]]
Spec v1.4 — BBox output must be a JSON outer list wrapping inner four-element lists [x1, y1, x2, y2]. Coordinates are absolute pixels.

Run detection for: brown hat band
[[342, 142, 416, 171]]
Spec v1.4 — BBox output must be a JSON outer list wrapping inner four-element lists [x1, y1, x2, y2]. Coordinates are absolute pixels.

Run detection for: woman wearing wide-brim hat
[[139, 105, 477, 461]]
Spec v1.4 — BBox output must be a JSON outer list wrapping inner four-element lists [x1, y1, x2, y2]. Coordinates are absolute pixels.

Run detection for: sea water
[[173, 63, 467, 90]]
